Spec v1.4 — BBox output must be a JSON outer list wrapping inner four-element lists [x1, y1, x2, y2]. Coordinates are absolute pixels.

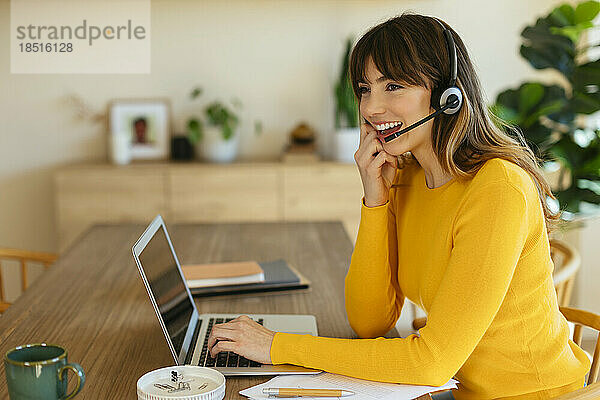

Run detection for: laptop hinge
[[184, 319, 202, 365]]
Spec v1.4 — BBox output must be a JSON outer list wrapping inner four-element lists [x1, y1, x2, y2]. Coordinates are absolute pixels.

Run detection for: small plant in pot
[[187, 87, 242, 163], [333, 36, 360, 163]]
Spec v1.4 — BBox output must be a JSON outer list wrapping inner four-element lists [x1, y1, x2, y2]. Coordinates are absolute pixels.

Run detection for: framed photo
[[109, 99, 172, 160]]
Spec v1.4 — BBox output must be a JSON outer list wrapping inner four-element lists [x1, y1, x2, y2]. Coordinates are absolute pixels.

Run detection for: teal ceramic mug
[[4, 343, 85, 400]]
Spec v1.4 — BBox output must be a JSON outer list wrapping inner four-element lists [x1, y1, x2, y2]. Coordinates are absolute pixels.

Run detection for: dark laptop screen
[[138, 225, 194, 355]]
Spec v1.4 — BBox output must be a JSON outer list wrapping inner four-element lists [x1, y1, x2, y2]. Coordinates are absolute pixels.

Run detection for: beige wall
[[0, 0, 570, 254], [3, 0, 579, 252]]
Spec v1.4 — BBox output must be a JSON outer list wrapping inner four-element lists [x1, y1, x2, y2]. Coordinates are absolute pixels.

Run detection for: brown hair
[[349, 12, 560, 232]]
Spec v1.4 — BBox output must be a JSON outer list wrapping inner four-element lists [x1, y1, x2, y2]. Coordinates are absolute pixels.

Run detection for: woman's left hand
[[207, 315, 276, 364]]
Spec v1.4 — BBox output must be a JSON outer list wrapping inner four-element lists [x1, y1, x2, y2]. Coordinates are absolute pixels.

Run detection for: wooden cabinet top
[[55, 161, 358, 172]]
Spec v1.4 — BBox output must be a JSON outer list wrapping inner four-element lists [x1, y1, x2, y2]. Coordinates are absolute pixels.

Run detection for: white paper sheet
[[239, 372, 458, 400]]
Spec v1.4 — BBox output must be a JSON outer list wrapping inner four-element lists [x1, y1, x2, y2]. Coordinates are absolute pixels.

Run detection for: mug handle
[[58, 362, 86, 399]]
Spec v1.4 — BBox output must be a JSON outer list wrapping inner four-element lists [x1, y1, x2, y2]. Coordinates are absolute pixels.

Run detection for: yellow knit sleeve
[[270, 180, 529, 386], [343, 192, 404, 338]]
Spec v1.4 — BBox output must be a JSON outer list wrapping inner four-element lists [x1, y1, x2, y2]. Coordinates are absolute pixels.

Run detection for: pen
[[262, 387, 355, 397]]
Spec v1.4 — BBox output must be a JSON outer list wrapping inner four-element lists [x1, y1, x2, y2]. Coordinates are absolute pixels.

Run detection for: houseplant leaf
[[550, 135, 584, 171], [550, 22, 593, 43], [569, 91, 600, 114], [335, 37, 359, 129], [496, 83, 568, 127], [190, 87, 203, 99], [549, 4, 576, 26], [574, 0, 600, 24], [571, 59, 600, 94], [520, 43, 575, 76], [520, 16, 576, 76], [519, 83, 545, 115], [188, 118, 203, 144]]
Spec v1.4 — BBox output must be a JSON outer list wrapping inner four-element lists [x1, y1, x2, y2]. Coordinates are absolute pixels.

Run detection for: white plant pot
[[196, 126, 239, 163], [333, 127, 360, 163]]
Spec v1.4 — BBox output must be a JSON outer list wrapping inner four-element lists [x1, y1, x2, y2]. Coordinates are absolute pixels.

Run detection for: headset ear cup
[[440, 87, 463, 115]]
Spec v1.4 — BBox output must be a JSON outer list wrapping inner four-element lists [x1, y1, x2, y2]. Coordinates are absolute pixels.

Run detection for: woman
[[207, 14, 590, 399]]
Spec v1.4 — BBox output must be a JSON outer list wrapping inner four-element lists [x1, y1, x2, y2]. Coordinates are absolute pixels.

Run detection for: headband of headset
[[432, 17, 462, 115]]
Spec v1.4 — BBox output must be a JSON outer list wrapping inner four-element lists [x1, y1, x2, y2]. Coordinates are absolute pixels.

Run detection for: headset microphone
[[383, 95, 459, 143], [383, 17, 463, 144]]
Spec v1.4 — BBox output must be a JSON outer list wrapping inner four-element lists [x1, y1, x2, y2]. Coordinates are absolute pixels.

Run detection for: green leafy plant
[[187, 87, 241, 143], [492, 0, 600, 214], [334, 36, 359, 129]]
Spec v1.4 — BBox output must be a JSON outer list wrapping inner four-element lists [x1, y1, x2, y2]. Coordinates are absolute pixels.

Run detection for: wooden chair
[[550, 381, 600, 399], [559, 307, 600, 385], [412, 239, 581, 331], [0, 248, 58, 313], [550, 239, 581, 308]]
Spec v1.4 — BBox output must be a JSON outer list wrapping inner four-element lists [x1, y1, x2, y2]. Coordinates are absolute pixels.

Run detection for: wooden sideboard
[[53, 162, 363, 252]]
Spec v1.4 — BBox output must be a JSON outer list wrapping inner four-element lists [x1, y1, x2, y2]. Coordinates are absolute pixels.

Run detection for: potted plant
[[492, 0, 600, 317], [333, 36, 360, 163], [491, 0, 600, 218], [187, 87, 242, 163]]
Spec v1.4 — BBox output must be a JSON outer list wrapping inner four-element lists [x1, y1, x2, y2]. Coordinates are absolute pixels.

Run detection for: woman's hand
[[354, 119, 398, 207], [207, 315, 276, 364]]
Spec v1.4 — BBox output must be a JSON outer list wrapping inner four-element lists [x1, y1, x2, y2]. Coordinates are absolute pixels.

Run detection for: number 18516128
[[19, 42, 73, 53]]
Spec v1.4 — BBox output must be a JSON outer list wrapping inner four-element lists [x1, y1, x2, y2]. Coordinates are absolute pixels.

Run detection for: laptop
[[132, 215, 320, 376]]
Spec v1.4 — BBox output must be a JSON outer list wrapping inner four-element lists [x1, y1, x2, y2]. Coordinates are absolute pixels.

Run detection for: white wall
[[0, 0, 573, 256]]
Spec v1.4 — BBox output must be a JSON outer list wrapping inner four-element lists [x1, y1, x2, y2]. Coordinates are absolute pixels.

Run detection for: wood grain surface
[[0, 221, 430, 399], [54, 162, 363, 252]]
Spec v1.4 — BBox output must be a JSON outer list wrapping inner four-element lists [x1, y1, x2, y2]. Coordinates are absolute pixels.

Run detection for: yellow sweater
[[271, 158, 590, 399]]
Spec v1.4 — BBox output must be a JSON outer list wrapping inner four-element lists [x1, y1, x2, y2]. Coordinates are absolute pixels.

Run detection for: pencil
[[262, 387, 355, 397]]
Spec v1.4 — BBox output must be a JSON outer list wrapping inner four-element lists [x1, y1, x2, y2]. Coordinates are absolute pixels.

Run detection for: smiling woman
[[207, 13, 591, 400]]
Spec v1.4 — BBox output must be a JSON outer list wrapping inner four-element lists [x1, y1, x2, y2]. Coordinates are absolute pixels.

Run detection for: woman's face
[[358, 57, 435, 156]]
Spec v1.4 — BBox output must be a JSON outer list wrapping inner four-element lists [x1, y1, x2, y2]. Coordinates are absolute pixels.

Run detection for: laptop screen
[[138, 225, 194, 355]]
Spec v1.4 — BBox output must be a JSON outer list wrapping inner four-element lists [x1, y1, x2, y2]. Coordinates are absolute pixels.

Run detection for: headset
[[382, 17, 463, 143]]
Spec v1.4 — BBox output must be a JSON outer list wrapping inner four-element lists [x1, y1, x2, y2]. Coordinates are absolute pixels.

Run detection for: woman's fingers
[[359, 119, 376, 146], [381, 151, 397, 166], [206, 315, 276, 364], [356, 123, 397, 207], [211, 340, 238, 355], [355, 131, 382, 165], [382, 154, 398, 185], [368, 150, 390, 172], [360, 121, 367, 145], [365, 150, 397, 186], [207, 324, 240, 350]]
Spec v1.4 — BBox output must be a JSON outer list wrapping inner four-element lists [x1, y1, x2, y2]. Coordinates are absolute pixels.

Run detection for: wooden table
[[0, 222, 432, 399]]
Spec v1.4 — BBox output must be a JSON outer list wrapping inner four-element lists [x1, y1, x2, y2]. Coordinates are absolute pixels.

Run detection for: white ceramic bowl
[[137, 366, 225, 400]]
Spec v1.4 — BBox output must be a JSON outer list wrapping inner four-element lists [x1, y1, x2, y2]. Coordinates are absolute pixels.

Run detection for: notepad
[[188, 259, 309, 297], [181, 261, 265, 288], [239, 372, 458, 400]]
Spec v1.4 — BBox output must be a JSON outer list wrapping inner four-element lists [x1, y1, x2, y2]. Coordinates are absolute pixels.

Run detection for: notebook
[[188, 259, 310, 297], [182, 261, 265, 288], [239, 372, 459, 399]]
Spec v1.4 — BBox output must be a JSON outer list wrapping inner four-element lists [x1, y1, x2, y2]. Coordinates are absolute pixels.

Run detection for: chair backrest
[[550, 239, 581, 307], [551, 380, 600, 399], [559, 307, 600, 385], [0, 248, 57, 312]]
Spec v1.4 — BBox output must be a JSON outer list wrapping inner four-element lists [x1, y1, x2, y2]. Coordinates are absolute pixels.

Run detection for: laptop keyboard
[[198, 317, 264, 368]]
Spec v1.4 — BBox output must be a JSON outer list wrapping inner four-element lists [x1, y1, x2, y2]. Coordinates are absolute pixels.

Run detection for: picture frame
[[109, 99, 172, 160]]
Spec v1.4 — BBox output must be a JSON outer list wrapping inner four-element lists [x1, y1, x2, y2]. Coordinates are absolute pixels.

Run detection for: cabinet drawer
[[283, 164, 362, 221], [55, 166, 167, 251], [169, 164, 281, 222]]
